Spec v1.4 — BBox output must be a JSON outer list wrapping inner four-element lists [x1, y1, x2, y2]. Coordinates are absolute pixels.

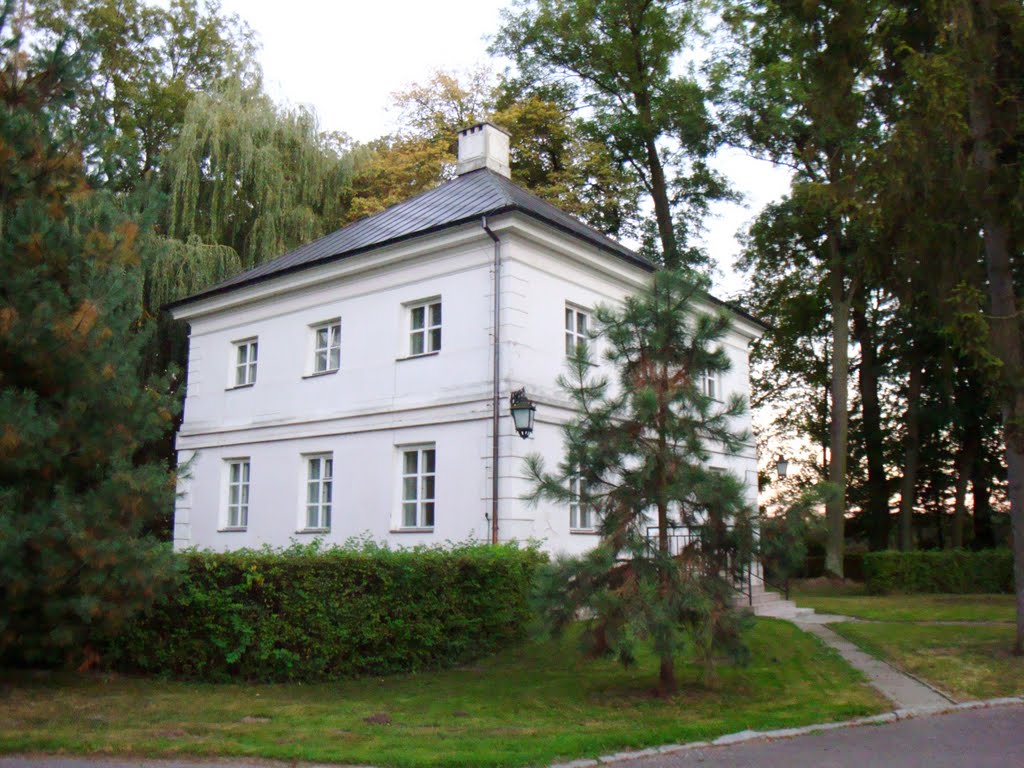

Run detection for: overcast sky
[[217, 0, 791, 298]]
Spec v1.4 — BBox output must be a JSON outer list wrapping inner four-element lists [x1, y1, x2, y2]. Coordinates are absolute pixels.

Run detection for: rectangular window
[[699, 370, 721, 401], [400, 445, 436, 529], [569, 473, 596, 531], [226, 459, 250, 528], [312, 320, 341, 374], [409, 300, 441, 356], [305, 454, 333, 530], [233, 339, 258, 387], [565, 306, 589, 356]]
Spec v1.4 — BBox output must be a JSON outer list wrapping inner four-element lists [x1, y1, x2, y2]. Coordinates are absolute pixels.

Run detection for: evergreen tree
[[525, 269, 754, 694], [0, 5, 177, 666]]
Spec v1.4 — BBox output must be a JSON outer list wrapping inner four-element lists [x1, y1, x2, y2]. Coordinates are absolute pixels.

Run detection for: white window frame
[[399, 444, 436, 530], [565, 305, 589, 357], [224, 458, 250, 529], [407, 299, 442, 357], [310, 319, 341, 375], [232, 338, 258, 388], [569, 472, 597, 532], [303, 453, 333, 531], [698, 369, 721, 401]]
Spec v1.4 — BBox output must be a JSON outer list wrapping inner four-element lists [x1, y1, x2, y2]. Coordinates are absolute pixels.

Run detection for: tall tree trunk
[[898, 356, 923, 551], [825, 233, 852, 577], [644, 136, 677, 268], [968, 0, 1024, 654], [633, 82, 678, 268], [853, 297, 890, 550], [972, 456, 996, 549], [952, 432, 979, 549]]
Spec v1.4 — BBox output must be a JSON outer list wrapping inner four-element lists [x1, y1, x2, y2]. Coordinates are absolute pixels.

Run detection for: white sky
[[217, 0, 791, 298]]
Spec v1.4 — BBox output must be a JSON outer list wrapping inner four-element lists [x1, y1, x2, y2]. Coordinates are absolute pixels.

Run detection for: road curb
[[546, 696, 1024, 767]]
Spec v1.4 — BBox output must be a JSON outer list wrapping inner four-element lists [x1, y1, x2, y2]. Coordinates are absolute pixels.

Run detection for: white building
[[167, 123, 764, 555]]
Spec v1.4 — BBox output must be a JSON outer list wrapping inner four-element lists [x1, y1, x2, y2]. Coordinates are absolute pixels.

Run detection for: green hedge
[[863, 550, 1015, 594], [105, 542, 541, 681]]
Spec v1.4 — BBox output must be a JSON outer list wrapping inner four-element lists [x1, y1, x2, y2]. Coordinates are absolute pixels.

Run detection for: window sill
[[218, 526, 248, 533], [570, 528, 600, 535], [302, 369, 339, 380], [396, 351, 440, 362], [295, 528, 330, 534], [390, 527, 434, 534], [226, 383, 255, 391]]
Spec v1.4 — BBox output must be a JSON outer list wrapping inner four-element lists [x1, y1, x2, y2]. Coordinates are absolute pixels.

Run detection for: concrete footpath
[[791, 613, 953, 709]]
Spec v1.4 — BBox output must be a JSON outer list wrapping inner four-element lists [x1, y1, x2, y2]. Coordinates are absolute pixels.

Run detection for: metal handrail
[[644, 526, 790, 604]]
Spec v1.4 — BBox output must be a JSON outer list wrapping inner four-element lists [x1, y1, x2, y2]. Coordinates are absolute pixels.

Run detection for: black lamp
[[775, 456, 790, 479], [510, 388, 536, 439]]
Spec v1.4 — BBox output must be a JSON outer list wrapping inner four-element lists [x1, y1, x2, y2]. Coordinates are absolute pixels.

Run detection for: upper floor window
[[225, 458, 250, 529], [565, 306, 589, 357], [304, 454, 333, 530], [400, 445, 435, 529], [312, 319, 341, 374], [233, 339, 258, 387], [409, 300, 441, 356], [569, 472, 597, 532], [698, 370, 721, 401]]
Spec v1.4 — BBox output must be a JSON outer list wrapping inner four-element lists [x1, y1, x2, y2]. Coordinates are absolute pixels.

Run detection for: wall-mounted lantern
[[775, 456, 790, 479], [509, 388, 536, 439]]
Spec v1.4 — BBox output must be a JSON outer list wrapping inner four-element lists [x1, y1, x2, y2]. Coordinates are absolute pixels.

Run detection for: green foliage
[[494, 0, 730, 269], [164, 79, 355, 273], [0, 6, 178, 666], [863, 550, 1014, 595], [29, 0, 258, 192], [525, 268, 755, 691], [105, 542, 542, 681], [759, 484, 833, 582], [374, 67, 643, 239]]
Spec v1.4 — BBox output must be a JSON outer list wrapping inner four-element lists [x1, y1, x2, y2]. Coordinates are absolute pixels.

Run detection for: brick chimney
[[456, 122, 511, 178]]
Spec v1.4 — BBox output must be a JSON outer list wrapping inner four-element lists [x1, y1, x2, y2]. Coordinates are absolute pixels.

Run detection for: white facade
[[170, 126, 763, 555]]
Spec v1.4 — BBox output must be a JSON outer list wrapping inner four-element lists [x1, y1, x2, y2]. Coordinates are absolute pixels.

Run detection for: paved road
[[2, 705, 1022, 768], [613, 704, 1024, 768]]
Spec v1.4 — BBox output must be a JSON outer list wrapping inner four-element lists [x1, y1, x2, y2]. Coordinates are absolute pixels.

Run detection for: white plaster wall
[[175, 420, 491, 551], [496, 229, 760, 554], [172, 215, 762, 554], [178, 242, 496, 436]]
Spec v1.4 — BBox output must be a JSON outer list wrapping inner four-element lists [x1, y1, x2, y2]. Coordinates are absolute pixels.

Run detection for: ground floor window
[[401, 445, 435, 528], [305, 454, 333, 530], [226, 459, 250, 528], [569, 473, 596, 531]]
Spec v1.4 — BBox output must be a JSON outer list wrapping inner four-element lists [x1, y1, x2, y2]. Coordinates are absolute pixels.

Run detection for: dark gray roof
[[166, 168, 653, 309], [166, 168, 765, 330]]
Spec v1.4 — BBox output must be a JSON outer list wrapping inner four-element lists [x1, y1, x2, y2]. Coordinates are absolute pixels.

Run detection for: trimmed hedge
[[864, 550, 1015, 594], [105, 542, 541, 681]]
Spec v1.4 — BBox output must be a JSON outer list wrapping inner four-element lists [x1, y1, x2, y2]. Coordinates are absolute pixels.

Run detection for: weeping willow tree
[[163, 79, 355, 274]]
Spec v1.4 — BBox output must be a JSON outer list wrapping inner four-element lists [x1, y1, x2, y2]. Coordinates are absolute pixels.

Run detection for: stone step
[[752, 602, 815, 619]]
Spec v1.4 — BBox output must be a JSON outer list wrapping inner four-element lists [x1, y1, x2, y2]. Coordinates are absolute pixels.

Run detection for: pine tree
[[0, 5, 177, 666], [525, 269, 755, 694]]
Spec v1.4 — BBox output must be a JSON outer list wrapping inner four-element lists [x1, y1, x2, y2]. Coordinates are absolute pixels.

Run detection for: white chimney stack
[[456, 122, 511, 178]]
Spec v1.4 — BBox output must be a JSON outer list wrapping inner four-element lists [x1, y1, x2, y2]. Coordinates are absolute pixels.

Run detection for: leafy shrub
[[864, 550, 1014, 594], [104, 541, 541, 681]]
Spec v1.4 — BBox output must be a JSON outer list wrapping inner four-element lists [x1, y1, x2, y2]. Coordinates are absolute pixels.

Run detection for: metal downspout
[[482, 217, 501, 545]]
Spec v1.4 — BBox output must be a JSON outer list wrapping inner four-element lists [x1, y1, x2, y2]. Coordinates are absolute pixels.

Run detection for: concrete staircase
[[734, 580, 815, 620]]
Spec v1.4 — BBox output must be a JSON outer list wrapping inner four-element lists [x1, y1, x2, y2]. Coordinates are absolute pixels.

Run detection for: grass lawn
[[0, 619, 885, 768], [831, 622, 1024, 702], [791, 592, 1016, 623]]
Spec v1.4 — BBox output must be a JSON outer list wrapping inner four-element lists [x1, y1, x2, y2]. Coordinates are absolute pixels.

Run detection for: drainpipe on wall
[[482, 217, 501, 545]]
